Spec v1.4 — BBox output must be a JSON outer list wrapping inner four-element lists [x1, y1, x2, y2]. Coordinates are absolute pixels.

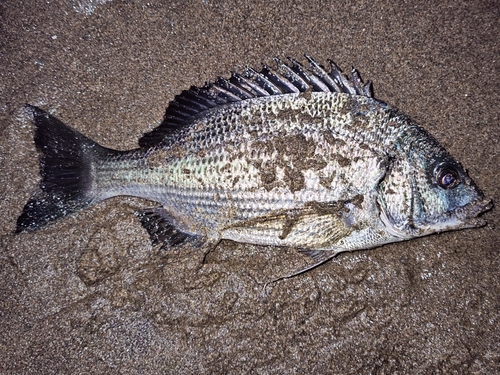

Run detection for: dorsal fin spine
[[274, 58, 309, 92], [262, 64, 300, 94], [138, 56, 374, 148], [216, 76, 254, 99], [305, 54, 341, 93], [245, 67, 282, 95], [307, 73, 331, 92], [287, 57, 315, 86], [208, 82, 241, 102], [327, 59, 354, 94], [235, 71, 270, 97]]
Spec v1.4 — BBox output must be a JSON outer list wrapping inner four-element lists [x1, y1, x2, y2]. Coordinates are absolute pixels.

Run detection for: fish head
[[415, 156, 492, 233], [379, 126, 492, 239]]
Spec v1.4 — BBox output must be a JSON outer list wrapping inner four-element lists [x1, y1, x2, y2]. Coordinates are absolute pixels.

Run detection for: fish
[[16, 56, 492, 277]]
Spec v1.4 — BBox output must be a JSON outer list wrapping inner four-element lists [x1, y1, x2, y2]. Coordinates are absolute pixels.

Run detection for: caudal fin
[[16, 105, 107, 232]]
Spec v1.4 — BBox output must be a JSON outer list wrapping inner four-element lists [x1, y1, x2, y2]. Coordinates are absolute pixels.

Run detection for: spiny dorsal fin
[[138, 56, 373, 147]]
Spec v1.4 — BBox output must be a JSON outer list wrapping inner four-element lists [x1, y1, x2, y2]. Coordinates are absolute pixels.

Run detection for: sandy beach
[[1, 0, 499, 373]]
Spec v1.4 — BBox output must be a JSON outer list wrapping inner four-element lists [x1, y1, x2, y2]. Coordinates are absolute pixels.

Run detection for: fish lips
[[432, 196, 493, 232], [455, 197, 493, 228], [411, 197, 493, 236]]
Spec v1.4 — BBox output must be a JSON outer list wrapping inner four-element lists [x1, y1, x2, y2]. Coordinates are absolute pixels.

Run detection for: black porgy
[[16, 56, 493, 274]]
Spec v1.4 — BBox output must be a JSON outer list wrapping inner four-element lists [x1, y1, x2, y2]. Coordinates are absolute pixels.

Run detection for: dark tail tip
[[16, 105, 101, 232], [16, 197, 89, 233]]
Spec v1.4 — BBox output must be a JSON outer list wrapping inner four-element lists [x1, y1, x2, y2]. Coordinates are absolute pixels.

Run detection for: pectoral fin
[[222, 201, 354, 250]]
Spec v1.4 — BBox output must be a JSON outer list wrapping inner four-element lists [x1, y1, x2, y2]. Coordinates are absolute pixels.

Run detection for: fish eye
[[435, 165, 461, 189]]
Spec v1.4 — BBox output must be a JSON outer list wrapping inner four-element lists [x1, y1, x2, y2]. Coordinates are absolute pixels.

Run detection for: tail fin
[[16, 105, 106, 232]]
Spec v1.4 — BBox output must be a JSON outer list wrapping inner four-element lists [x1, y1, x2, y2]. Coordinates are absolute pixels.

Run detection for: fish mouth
[[414, 196, 493, 235], [379, 196, 492, 239], [454, 197, 493, 228]]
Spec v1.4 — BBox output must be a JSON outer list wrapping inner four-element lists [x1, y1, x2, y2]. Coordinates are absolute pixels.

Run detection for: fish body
[[17, 57, 492, 270]]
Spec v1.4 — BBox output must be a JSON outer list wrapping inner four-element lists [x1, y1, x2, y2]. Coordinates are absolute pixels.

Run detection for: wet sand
[[1, 0, 499, 373]]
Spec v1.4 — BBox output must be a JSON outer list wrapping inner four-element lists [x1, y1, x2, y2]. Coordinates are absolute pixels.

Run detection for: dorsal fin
[[138, 56, 373, 148]]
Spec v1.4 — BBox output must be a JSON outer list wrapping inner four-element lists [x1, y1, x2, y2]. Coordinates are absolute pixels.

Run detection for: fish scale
[[16, 56, 492, 278]]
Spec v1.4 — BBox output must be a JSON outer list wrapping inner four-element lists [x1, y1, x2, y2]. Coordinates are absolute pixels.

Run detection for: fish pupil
[[437, 167, 460, 189]]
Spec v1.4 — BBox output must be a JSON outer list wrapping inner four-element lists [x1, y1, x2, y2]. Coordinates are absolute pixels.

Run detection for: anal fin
[[135, 207, 198, 248]]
